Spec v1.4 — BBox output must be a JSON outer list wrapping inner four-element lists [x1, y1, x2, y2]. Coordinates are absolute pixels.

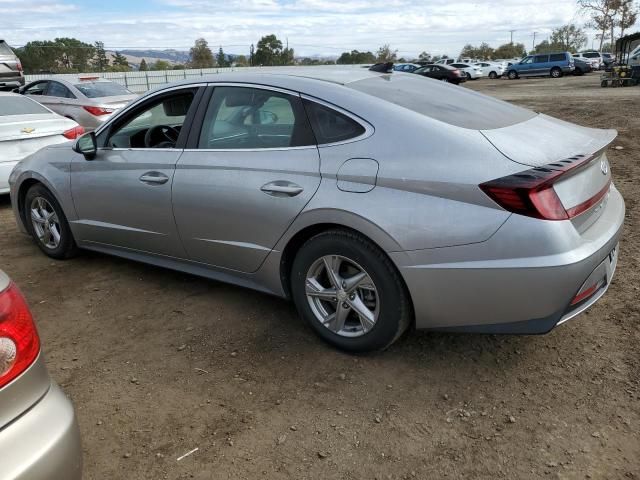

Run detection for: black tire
[[24, 183, 78, 259], [573, 67, 584, 76], [488, 71, 498, 79], [550, 67, 562, 78], [465, 72, 472, 80], [508, 70, 518, 80], [601, 80, 608, 88], [290, 229, 412, 352]]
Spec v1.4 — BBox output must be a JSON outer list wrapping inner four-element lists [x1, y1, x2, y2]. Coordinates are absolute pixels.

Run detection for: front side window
[[303, 100, 366, 145], [105, 90, 195, 149], [47, 82, 74, 99], [24, 82, 48, 96], [198, 87, 315, 149], [521, 57, 533, 64]]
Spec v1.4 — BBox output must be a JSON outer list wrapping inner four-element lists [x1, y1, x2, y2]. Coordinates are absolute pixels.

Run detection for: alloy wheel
[[305, 255, 379, 338], [30, 197, 61, 249]]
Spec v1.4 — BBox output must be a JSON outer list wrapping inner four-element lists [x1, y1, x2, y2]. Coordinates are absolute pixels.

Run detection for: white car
[[573, 52, 603, 70], [450, 63, 483, 80], [474, 61, 507, 79], [0, 93, 83, 194]]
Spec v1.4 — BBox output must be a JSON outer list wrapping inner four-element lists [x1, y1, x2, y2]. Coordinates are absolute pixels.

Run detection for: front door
[[173, 85, 321, 273], [70, 87, 201, 257]]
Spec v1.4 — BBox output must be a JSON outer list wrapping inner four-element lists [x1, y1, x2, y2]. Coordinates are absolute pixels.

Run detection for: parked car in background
[[393, 63, 421, 73], [573, 51, 604, 70], [0, 270, 82, 478], [450, 63, 483, 80], [601, 52, 615, 68], [0, 40, 24, 90], [18, 77, 137, 130], [474, 61, 506, 79], [573, 57, 593, 76], [413, 64, 466, 84], [0, 93, 83, 194], [434, 58, 456, 65], [9, 69, 623, 352], [507, 52, 575, 79]]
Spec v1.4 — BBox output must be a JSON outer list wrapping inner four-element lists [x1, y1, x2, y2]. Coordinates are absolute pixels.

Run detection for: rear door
[[0, 41, 20, 86], [38, 81, 75, 117], [172, 85, 321, 273], [532, 55, 550, 76]]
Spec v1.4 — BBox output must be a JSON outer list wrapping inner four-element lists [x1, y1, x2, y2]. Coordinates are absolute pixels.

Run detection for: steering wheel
[[144, 125, 180, 148]]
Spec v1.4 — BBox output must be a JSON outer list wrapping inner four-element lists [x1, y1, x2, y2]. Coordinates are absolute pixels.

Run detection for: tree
[[533, 40, 559, 54], [111, 52, 129, 70], [254, 34, 283, 65], [281, 46, 295, 65], [460, 42, 494, 60], [139, 58, 149, 71], [418, 51, 431, 61], [234, 55, 249, 66], [617, 0, 638, 39], [376, 44, 397, 62], [550, 24, 587, 52], [16, 38, 94, 73], [152, 60, 171, 70], [579, 0, 617, 51], [189, 38, 215, 68], [93, 41, 109, 71], [216, 47, 229, 67], [493, 42, 527, 59], [336, 50, 376, 64], [55, 37, 95, 71], [601, 41, 614, 52]]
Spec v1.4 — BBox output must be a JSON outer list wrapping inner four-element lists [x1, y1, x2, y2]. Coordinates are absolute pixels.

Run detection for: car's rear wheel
[[489, 71, 498, 79], [508, 70, 518, 79], [465, 72, 472, 80], [24, 184, 78, 259], [550, 67, 562, 78], [290, 230, 412, 352], [573, 67, 584, 76]]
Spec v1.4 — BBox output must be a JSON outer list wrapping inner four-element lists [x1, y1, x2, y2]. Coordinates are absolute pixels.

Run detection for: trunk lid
[[0, 114, 77, 162], [96, 94, 138, 109], [482, 114, 616, 230]]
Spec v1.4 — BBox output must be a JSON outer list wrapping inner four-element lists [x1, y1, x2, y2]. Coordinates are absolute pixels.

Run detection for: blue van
[[506, 52, 575, 79]]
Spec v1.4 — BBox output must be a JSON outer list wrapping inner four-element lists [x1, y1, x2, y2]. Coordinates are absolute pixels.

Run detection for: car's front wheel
[[24, 184, 78, 259], [291, 230, 412, 352], [508, 70, 518, 79]]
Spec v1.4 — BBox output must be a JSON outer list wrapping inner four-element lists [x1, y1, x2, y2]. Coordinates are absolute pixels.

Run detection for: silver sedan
[[18, 77, 137, 130], [9, 69, 624, 351]]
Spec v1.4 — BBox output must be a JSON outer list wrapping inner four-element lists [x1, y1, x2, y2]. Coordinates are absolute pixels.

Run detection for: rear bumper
[[0, 382, 82, 479], [0, 160, 19, 194], [392, 185, 625, 333], [0, 76, 25, 88]]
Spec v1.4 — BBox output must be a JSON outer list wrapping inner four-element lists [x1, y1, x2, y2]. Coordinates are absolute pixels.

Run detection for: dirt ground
[[0, 73, 638, 480]]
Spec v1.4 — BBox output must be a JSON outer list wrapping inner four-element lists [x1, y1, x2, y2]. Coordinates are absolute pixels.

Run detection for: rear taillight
[[0, 283, 40, 389], [16, 61, 23, 72], [82, 106, 114, 116], [452, 69, 461, 76], [62, 125, 85, 140], [480, 154, 611, 221]]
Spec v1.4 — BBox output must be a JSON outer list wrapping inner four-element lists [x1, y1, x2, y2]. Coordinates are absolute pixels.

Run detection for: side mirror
[[73, 132, 97, 160]]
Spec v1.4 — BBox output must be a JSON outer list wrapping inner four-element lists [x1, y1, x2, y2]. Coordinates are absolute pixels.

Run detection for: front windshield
[[73, 81, 132, 99]]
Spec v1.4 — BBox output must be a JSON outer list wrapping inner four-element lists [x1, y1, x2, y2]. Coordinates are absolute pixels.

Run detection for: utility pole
[[532, 31, 538, 50], [509, 30, 516, 44]]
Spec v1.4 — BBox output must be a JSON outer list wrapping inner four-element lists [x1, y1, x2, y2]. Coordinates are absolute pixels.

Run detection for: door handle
[[261, 181, 304, 197], [140, 172, 169, 185]]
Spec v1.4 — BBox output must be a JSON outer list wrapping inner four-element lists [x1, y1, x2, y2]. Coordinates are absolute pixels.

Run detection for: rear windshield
[[582, 52, 600, 58], [0, 96, 50, 116], [0, 41, 15, 56], [348, 74, 536, 130], [73, 81, 131, 98]]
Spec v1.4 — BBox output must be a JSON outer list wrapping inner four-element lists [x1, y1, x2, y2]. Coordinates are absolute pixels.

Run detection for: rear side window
[[0, 41, 14, 56], [534, 55, 549, 63], [348, 74, 536, 130], [303, 100, 366, 144], [0, 96, 50, 116], [549, 54, 566, 62]]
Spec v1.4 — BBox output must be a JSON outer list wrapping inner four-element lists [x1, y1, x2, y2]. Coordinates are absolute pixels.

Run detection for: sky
[[1, 0, 601, 58]]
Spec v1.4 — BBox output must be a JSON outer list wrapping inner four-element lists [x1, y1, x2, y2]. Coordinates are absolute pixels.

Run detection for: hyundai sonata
[[9, 69, 624, 351]]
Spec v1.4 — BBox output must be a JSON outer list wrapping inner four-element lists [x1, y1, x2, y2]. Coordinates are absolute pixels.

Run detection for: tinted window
[[0, 95, 50, 116], [583, 52, 600, 58], [24, 81, 48, 96], [303, 100, 366, 144], [534, 55, 549, 63], [47, 82, 74, 99], [549, 54, 566, 62], [0, 41, 15, 56], [107, 90, 195, 148], [521, 57, 533, 64], [348, 74, 537, 130], [198, 87, 315, 149], [74, 81, 131, 98]]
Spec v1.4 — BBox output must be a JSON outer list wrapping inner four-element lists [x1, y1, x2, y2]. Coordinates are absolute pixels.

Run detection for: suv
[[573, 51, 604, 70], [0, 40, 24, 89], [506, 52, 574, 79]]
